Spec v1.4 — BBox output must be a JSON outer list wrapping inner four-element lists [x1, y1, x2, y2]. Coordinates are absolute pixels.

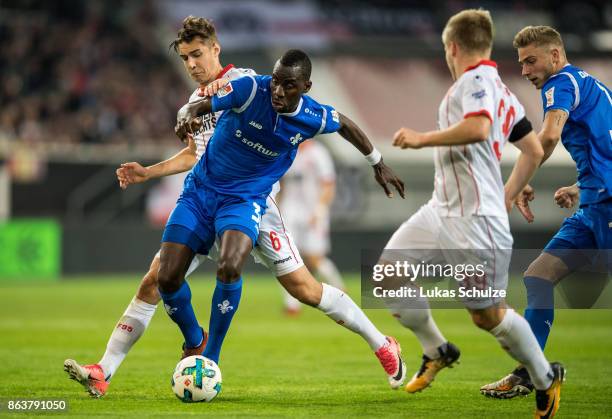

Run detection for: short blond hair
[[513, 25, 564, 50], [442, 9, 493, 53]]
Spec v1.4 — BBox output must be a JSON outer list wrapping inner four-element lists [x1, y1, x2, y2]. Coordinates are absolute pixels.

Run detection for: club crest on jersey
[[545, 86, 555, 107], [290, 133, 302, 145], [216, 83, 234, 98]]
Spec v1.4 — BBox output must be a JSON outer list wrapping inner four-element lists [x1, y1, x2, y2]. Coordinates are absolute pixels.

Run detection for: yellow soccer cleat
[[404, 342, 460, 393], [535, 362, 566, 418]]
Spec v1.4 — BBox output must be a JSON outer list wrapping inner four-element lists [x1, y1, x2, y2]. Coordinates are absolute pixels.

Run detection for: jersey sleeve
[[541, 75, 576, 115], [211, 75, 257, 113], [461, 74, 495, 122], [317, 105, 342, 135]]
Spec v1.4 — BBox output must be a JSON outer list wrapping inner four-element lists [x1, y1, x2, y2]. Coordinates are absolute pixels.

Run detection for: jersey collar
[[464, 59, 497, 73], [216, 64, 235, 79], [277, 97, 304, 117]]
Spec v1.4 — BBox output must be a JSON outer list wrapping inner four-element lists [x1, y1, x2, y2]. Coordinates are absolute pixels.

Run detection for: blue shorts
[[544, 200, 612, 272], [161, 174, 266, 254]]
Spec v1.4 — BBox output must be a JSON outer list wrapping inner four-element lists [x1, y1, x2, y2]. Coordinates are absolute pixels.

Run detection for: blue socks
[[203, 278, 243, 364], [523, 276, 555, 350], [159, 280, 203, 349]]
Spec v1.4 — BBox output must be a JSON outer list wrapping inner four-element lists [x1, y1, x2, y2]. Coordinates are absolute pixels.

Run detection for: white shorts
[[159, 196, 304, 278], [383, 202, 513, 309], [284, 214, 330, 256]]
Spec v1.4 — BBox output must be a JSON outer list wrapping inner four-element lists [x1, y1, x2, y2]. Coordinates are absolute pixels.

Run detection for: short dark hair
[[279, 49, 312, 81], [170, 16, 218, 52]]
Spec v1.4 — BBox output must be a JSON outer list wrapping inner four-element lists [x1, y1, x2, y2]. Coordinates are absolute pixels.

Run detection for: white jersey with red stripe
[[432, 60, 526, 218]]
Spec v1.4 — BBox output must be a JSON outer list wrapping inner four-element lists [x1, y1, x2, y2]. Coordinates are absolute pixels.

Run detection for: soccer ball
[[171, 355, 222, 402]]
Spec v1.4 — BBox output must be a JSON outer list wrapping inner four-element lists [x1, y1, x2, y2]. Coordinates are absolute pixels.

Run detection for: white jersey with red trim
[[188, 65, 256, 161], [280, 141, 336, 219], [433, 60, 526, 218]]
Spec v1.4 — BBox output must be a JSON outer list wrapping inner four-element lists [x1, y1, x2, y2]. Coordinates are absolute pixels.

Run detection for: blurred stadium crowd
[[0, 0, 184, 147], [1, 0, 610, 148]]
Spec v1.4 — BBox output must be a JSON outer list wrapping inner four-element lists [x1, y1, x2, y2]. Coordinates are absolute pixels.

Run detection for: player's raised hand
[[198, 78, 230, 97], [515, 184, 535, 223], [116, 162, 149, 189], [373, 161, 405, 199], [554, 184, 579, 209], [392, 127, 424, 149]]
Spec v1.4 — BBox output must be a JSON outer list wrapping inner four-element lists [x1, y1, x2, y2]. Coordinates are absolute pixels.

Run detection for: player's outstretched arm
[[539, 109, 568, 165], [337, 113, 405, 198], [116, 136, 197, 189], [392, 115, 491, 149], [504, 130, 544, 217]]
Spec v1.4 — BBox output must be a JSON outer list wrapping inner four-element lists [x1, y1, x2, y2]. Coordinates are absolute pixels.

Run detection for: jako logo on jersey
[[290, 133, 302, 145], [235, 130, 280, 157], [164, 304, 177, 315], [218, 300, 234, 314], [545, 86, 555, 107], [249, 120, 263, 129], [216, 83, 233, 98]]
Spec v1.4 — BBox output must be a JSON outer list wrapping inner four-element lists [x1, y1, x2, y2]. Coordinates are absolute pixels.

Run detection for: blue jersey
[[541, 64, 612, 205], [191, 75, 341, 199]]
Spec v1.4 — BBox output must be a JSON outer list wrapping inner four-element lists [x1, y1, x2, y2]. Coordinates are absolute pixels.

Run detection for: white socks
[[390, 305, 447, 359], [98, 297, 157, 379], [317, 283, 387, 351], [490, 308, 553, 390], [316, 258, 346, 290]]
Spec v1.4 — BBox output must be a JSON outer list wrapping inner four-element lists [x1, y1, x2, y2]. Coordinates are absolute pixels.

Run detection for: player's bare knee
[[524, 253, 568, 282], [157, 263, 183, 293], [216, 259, 242, 283], [137, 269, 161, 304], [469, 307, 503, 331]]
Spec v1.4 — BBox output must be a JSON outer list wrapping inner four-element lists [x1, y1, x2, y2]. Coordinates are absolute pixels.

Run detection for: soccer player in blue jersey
[[159, 49, 405, 376], [481, 26, 611, 412]]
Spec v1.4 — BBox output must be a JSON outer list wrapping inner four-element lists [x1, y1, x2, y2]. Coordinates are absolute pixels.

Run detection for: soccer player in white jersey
[[382, 10, 564, 417], [279, 140, 346, 314], [64, 16, 406, 398]]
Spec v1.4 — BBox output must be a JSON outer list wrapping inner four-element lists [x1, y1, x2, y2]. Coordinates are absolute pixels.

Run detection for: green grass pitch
[[1, 275, 611, 418]]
